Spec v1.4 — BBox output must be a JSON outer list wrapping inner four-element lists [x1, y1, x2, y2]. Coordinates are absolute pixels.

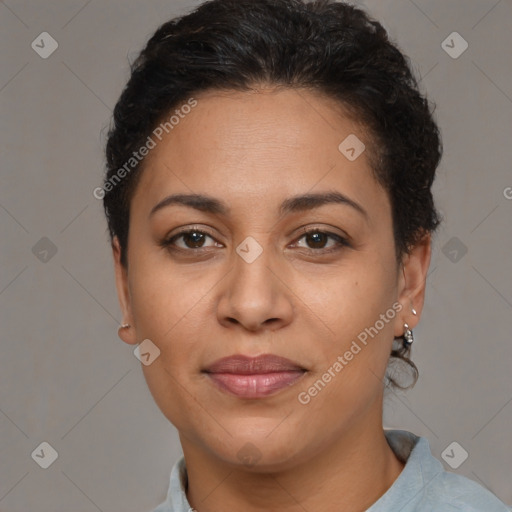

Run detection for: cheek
[[128, 255, 211, 339], [301, 255, 397, 337], [130, 266, 211, 429], [303, 255, 399, 385]]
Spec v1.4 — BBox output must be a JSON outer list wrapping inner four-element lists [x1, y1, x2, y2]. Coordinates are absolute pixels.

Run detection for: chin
[[205, 428, 310, 473]]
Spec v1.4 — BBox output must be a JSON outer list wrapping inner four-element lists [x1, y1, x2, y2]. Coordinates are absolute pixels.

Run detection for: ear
[[394, 232, 432, 337], [113, 237, 138, 345]]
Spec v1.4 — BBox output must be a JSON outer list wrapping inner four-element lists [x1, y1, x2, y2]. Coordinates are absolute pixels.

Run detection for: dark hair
[[103, 0, 442, 388]]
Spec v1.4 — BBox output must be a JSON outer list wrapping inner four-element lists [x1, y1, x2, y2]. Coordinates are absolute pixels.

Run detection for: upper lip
[[203, 354, 306, 374]]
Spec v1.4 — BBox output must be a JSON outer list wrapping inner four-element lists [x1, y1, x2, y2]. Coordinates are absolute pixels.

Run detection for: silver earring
[[411, 305, 417, 316], [403, 323, 414, 347]]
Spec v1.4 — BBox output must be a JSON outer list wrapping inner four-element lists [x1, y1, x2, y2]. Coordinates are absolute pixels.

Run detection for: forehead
[[131, 87, 388, 221]]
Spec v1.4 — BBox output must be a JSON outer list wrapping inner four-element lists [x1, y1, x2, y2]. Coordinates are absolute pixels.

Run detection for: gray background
[[1, 0, 511, 510]]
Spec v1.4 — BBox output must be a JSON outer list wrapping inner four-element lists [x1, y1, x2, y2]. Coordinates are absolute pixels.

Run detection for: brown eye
[[180, 231, 208, 248], [293, 229, 349, 252], [162, 229, 221, 251], [305, 232, 329, 249]]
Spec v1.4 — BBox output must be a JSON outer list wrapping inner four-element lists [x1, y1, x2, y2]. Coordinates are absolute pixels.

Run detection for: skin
[[113, 87, 431, 511]]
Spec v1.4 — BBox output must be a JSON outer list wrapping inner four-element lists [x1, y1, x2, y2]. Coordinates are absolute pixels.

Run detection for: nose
[[216, 242, 294, 332]]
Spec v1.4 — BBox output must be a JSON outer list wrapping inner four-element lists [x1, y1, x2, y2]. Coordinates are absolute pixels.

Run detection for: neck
[[181, 405, 404, 512]]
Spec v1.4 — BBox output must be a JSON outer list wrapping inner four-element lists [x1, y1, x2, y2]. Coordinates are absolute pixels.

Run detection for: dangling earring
[[403, 323, 414, 347]]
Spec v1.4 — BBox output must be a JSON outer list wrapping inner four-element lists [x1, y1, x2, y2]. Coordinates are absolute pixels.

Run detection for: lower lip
[[206, 371, 306, 398]]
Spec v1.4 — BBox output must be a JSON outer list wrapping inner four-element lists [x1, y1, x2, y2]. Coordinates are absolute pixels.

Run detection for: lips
[[203, 354, 307, 398]]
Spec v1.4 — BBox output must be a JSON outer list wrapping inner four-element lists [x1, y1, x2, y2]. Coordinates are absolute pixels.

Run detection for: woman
[[101, 0, 510, 510]]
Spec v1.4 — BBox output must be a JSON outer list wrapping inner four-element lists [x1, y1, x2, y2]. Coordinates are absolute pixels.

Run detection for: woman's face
[[114, 87, 429, 471]]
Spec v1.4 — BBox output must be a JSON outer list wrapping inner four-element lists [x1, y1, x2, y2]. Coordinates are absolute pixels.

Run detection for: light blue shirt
[[153, 429, 511, 511]]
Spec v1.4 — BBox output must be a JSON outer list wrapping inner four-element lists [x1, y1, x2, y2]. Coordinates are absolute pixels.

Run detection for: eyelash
[[160, 227, 350, 255]]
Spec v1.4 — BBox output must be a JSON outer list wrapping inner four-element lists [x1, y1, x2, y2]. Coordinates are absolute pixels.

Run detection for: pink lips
[[203, 354, 306, 399]]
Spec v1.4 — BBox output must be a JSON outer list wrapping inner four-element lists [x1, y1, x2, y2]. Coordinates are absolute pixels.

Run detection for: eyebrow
[[149, 191, 368, 220]]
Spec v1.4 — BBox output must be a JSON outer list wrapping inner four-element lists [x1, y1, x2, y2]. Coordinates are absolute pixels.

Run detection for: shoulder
[[422, 469, 512, 511], [380, 430, 511, 512]]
